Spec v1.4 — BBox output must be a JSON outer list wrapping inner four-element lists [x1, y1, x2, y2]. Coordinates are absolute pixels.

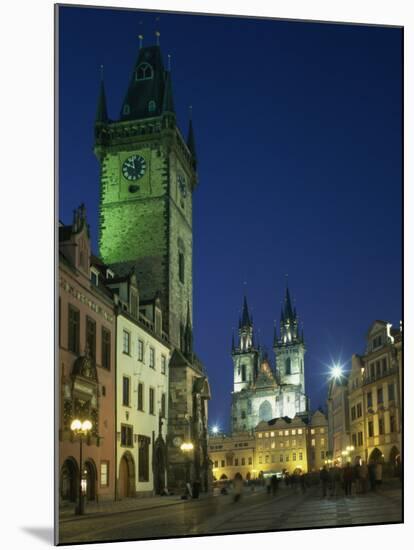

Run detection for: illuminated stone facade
[[328, 320, 402, 472], [95, 42, 211, 491], [231, 290, 308, 434]]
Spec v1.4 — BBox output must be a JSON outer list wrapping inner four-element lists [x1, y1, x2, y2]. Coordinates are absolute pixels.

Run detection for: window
[[310, 428, 315, 435], [320, 438, 325, 446], [101, 327, 111, 369], [279, 430, 283, 436], [377, 387, 383, 405], [122, 377, 130, 406], [378, 417, 384, 435], [292, 452, 296, 461], [149, 387, 155, 415], [388, 383, 395, 402], [370, 364, 375, 379], [102, 385, 106, 396], [352, 433, 357, 447], [271, 442, 275, 449], [357, 403, 362, 418], [138, 339, 144, 362], [368, 421, 374, 437], [121, 425, 133, 447], [284, 430, 289, 436], [285, 454, 289, 462], [149, 347, 155, 369], [137, 383, 144, 411], [130, 293, 138, 318], [357, 432, 363, 446], [285, 357, 291, 375], [179, 253, 185, 284], [320, 428, 325, 434], [376, 361, 381, 377], [161, 393, 166, 418], [351, 406, 356, 421], [248, 457, 252, 465], [280, 442, 284, 448], [292, 439, 296, 447], [68, 305, 80, 354], [221, 460, 225, 467], [367, 392, 372, 408], [372, 335, 382, 349], [136, 62, 153, 81], [241, 364, 246, 382], [291, 429, 296, 436], [270, 431, 275, 437], [214, 461, 218, 468], [91, 270, 98, 286], [258, 433, 263, 439], [85, 317, 96, 360], [258, 455, 262, 464], [311, 439, 315, 447], [123, 330, 130, 354], [299, 452, 303, 460], [265, 432, 269, 438], [241, 457, 245, 466], [280, 455, 283, 462], [161, 354, 167, 374], [235, 458, 239, 466], [241, 410, 246, 419], [148, 100, 156, 113], [100, 461, 109, 487], [321, 451, 325, 460], [390, 416, 396, 433], [382, 357, 387, 374], [286, 440, 290, 448], [138, 435, 150, 481], [298, 429, 303, 435], [265, 455, 270, 463]]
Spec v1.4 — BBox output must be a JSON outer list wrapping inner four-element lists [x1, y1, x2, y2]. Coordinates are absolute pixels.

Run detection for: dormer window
[[148, 100, 156, 113], [106, 269, 114, 279], [372, 335, 383, 350], [90, 267, 99, 287], [136, 62, 153, 81]]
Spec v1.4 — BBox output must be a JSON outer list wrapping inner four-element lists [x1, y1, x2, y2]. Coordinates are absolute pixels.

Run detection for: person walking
[[265, 476, 271, 494], [320, 466, 330, 498], [233, 473, 244, 503], [343, 462, 353, 497], [359, 461, 368, 494], [375, 461, 383, 490], [300, 473, 307, 494], [271, 475, 279, 496], [368, 461, 376, 491]]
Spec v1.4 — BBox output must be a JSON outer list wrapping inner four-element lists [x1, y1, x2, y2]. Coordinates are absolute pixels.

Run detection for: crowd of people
[[319, 460, 383, 497]]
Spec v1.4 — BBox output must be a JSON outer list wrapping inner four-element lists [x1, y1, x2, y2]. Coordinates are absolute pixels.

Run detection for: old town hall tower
[[94, 39, 211, 491]]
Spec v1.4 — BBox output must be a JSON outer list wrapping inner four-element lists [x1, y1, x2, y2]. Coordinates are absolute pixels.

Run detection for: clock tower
[[95, 43, 196, 351], [95, 39, 211, 492]]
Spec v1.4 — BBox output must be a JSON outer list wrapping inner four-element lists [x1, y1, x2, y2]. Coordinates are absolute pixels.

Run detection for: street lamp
[[71, 418, 92, 515], [180, 441, 194, 498], [331, 364, 343, 380], [211, 425, 219, 435]]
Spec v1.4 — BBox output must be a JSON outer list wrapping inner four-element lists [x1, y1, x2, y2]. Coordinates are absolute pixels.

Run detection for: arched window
[[178, 253, 185, 284], [135, 62, 153, 81], [259, 400, 272, 422], [285, 357, 291, 375], [148, 100, 156, 113], [241, 364, 246, 382]]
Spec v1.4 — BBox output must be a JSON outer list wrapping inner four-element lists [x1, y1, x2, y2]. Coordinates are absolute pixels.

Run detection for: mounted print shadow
[[56, 3, 403, 545]]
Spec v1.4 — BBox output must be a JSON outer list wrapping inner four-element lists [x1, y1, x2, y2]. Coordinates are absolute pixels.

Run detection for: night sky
[[58, 6, 402, 432]]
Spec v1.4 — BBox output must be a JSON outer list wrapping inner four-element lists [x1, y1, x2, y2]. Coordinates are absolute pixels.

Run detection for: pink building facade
[[59, 205, 116, 505]]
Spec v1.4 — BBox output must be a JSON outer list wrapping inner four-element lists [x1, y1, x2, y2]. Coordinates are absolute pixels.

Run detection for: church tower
[[232, 297, 258, 392], [95, 41, 196, 351], [274, 287, 306, 392]]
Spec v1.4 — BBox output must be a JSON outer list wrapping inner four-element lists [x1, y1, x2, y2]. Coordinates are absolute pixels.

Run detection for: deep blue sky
[[58, 6, 402, 432]]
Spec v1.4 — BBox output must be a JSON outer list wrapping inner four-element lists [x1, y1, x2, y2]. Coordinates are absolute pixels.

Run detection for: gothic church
[[231, 287, 308, 433]]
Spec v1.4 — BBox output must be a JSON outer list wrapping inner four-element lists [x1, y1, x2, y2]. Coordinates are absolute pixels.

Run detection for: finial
[[167, 54, 171, 71], [138, 34, 144, 48], [155, 31, 160, 45], [285, 273, 289, 287]]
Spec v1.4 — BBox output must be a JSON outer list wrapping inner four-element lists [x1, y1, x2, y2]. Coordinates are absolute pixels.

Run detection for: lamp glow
[[71, 419, 82, 431], [211, 425, 219, 434], [82, 420, 92, 431], [331, 365, 343, 379]]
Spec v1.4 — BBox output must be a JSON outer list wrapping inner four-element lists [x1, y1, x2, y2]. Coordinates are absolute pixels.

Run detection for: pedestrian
[[265, 476, 271, 494], [368, 461, 376, 491], [354, 462, 361, 493], [359, 461, 368, 493], [271, 475, 279, 496], [343, 462, 353, 497], [233, 473, 244, 503], [284, 472, 290, 488], [375, 461, 383, 490], [300, 473, 307, 494], [320, 466, 329, 497], [332, 463, 342, 497]]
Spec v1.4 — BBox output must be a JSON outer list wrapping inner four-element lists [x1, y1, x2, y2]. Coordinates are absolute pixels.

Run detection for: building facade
[[231, 289, 308, 434], [94, 41, 211, 491], [59, 206, 116, 505], [327, 320, 402, 472], [209, 410, 328, 481]]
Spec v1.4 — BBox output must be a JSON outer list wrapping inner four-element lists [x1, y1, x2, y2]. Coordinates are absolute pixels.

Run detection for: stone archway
[[60, 457, 79, 502], [220, 473, 228, 480], [246, 472, 251, 481], [234, 472, 243, 480], [84, 459, 97, 501], [369, 447, 383, 464], [119, 451, 136, 498]]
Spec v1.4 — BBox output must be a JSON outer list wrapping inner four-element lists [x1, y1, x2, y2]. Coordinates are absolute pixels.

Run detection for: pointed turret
[[187, 117, 197, 163], [284, 287, 294, 321], [96, 78, 108, 124], [241, 296, 251, 328], [162, 70, 175, 113]]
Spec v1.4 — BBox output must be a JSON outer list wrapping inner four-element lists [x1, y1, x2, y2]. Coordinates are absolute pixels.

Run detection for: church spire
[[241, 295, 252, 328], [187, 108, 197, 163], [284, 286, 294, 322], [96, 69, 108, 124]]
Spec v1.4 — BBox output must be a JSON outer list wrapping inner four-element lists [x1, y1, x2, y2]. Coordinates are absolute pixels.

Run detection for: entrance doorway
[[119, 452, 136, 498], [60, 457, 79, 502], [84, 460, 97, 501]]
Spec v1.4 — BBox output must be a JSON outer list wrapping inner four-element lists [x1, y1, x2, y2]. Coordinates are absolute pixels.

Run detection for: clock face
[[177, 174, 187, 198], [122, 155, 146, 181]]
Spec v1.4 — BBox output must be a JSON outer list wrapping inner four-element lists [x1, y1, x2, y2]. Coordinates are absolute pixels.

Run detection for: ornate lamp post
[[71, 418, 92, 515]]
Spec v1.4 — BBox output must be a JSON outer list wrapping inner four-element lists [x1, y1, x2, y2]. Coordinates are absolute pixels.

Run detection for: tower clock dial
[[122, 155, 146, 181], [177, 174, 187, 198]]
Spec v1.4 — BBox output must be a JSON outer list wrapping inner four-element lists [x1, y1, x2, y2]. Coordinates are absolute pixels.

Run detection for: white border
[[0, 1, 411, 548]]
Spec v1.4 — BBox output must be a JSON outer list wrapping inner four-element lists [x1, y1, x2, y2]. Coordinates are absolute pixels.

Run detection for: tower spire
[[241, 295, 251, 327], [187, 106, 197, 164], [95, 66, 108, 123]]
